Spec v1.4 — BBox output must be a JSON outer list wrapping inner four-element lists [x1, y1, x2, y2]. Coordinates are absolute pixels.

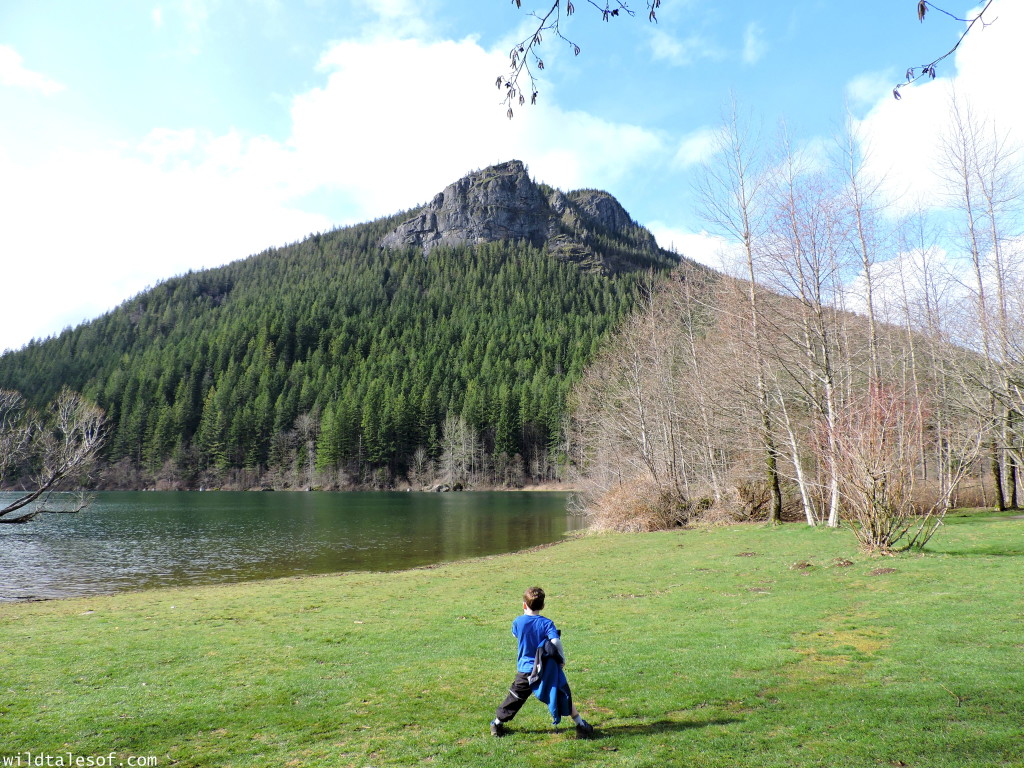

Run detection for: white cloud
[[673, 126, 721, 169], [647, 223, 743, 271], [0, 45, 64, 95], [742, 22, 766, 65], [845, 70, 892, 110], [648, 29, 723, 67], [288, 34, 663, 221], [845, 245, 973, 330], [0, 139, 329, 353], [854, 0, 1023, 210], [178, 0, 212, 35], [0, 25, 665, 353], [139, 127, 199, 165], [155, 0, 213, 52], [361, 0, 432, 38]]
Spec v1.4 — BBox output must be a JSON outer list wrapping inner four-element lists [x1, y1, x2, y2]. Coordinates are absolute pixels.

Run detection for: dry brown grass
[[909, 476, 990, 512], [586, 476, 692, 532]]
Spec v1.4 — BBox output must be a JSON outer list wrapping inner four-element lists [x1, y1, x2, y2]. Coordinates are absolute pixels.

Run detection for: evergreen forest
[[0, 211, 677, 490]]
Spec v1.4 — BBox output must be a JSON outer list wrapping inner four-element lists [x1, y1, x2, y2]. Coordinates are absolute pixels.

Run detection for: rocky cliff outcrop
[[380, 161, 555, 252], [379, 160, 666, 273]]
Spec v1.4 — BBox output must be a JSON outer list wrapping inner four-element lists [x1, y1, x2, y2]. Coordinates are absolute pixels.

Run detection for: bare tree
[[570, 272, 706, 525], [755, 294, 826, 526], [838, 115, 889, 380], [0, 390, 33, 485], [830, 381, 982, 553], [941, 95, 1024, 510], [882, 205, 998, 515], [571, 260, 792, 530], [410, 445, 434, 487], [968, 109, 1023, 507], [439, 413, 479, 487], [762, 129, 857, 527], [570, 297, 665, 498], [665, 272, 733, 504], [294, 412, 319, 490], [0, 388, 106, 524], [828, 383, 923, 552], [697, 106, 784, 523], [891, 208, 948, 483]]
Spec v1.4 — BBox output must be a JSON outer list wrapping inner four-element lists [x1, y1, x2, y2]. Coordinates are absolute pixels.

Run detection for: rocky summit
[[379, 160, 665, 273]]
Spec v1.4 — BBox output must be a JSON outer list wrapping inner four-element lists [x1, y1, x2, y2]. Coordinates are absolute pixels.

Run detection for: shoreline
[[3, 483, 582, 494], [0, 531, 585, 606]]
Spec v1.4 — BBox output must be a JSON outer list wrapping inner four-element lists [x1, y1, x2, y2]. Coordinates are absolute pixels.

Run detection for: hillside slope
[[0, 161, 683, 489]]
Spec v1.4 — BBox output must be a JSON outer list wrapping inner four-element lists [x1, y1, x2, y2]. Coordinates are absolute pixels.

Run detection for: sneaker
[[574, 720, 595, 739], [490, 721, 506, 737]]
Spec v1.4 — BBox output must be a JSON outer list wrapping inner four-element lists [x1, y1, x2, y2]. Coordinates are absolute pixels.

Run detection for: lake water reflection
[[0, 491, 580, 601]]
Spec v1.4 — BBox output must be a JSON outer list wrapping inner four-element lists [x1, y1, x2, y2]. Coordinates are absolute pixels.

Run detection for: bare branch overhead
[[498, 0, 661, 118], [894, 0, 996, 100]]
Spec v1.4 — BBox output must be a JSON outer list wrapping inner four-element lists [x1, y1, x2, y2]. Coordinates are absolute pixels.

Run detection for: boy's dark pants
[[495, 672, 573, 723]]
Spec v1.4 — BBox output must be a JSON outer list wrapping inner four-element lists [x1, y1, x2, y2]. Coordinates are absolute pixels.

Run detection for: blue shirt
[[512, 613, 560, 674]]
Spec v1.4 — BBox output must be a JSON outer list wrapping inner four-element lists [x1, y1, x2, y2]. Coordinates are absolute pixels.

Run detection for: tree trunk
[[991, 438, 1006, 511], [1009, 454, 1019, 509], [761, 402, 783, 524]]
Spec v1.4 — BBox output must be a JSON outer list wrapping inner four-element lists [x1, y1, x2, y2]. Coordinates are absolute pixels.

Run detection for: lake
[[0, 491, 580, 602]]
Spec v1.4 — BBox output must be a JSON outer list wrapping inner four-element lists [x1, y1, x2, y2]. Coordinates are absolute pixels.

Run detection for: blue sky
[[0, 0, 1018, 352]]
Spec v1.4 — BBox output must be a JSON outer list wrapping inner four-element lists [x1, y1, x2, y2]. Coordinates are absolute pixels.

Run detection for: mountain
[[380, 159, 658, 272], [0, 161, 681, 490]]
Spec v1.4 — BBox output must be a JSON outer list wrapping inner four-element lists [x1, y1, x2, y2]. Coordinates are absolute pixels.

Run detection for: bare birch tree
[[941, 95, 1024, 509], [838, 116, 890, 380], [440, 413, 482, 487], [294, 412, 319, 490], [697, 106, 784, 523], [763, 133, 857, 527], [0, 388, 106, 524]]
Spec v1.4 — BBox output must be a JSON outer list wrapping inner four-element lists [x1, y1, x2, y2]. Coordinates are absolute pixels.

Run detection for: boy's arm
[[550, 636, 565, 665], [545, 618, 560, 642], [547, 620, 565, 665]]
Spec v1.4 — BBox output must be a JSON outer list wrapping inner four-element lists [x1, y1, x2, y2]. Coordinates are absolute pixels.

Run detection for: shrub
[[587, 476, 692, 532]]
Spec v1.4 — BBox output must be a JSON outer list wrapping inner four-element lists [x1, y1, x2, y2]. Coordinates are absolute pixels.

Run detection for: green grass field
[[2, 510, 1023, 767]]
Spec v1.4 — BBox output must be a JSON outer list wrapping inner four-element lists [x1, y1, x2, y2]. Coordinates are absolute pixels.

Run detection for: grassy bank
[[2, 512, 1023, 767]]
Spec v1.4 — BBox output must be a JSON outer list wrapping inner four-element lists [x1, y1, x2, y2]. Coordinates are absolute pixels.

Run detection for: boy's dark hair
[[523, 586, 545, 611]]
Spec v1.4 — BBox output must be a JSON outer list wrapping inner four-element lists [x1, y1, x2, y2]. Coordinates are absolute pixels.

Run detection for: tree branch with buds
[[893, 0, 996, 100], [498, 0, 661, 118]]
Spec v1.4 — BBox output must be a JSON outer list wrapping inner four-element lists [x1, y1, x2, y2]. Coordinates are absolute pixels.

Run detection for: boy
[[490, 586, 595, 738]]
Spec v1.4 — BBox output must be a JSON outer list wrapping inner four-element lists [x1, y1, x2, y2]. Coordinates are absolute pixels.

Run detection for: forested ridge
[[0, 207, 678, 490]]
